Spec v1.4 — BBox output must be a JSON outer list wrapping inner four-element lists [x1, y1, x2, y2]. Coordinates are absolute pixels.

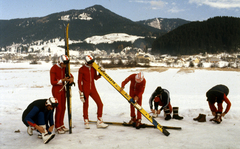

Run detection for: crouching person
[[149, 86, 183, 120], [206, 84, 231, 124], [22, 97, 58, 144]]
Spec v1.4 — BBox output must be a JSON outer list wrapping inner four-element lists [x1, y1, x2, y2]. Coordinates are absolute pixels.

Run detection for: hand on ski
[[48, 125, 54, 133], [35, 125, 45, 134], [120, 87, 124, 92], [79, 91, 85, 103], [151, 109, 155, 113], [62, 76, 74, 84], [134, 96, 139, 102]]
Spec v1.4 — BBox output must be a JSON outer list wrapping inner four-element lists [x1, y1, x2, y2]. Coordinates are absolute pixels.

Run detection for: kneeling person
[[149, 86, 183, 120], [22, 97, 58, 144]]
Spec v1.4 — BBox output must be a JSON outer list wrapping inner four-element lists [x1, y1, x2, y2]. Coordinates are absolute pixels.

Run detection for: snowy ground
[[0, 61, 240, 149]]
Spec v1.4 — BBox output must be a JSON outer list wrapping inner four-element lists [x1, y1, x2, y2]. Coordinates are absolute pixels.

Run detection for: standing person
[[149, 86, 183, 120], [120, 72, 146, 129], [78, 55, 108, 129], [50, 54, 74, 134], [22, 97, 58, 144], [206, 84, 231, 124]]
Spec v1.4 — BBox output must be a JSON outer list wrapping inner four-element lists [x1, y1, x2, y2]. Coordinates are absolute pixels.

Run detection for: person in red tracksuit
[[50, 54, 74, 134], [120, 72, 146, 129], [78, 55, 108, 129]]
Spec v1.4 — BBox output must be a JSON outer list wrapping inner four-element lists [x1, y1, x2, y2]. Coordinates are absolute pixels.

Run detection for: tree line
[[152, 16, 240, 55]]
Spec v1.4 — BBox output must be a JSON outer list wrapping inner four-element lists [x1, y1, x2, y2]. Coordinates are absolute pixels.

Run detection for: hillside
[[152, 16, 240, 55], [136, 18, 190, 32], [0, 5, 164, 47]]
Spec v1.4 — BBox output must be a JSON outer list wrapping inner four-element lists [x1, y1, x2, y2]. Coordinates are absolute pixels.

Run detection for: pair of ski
[[89, 120, 181, 130]]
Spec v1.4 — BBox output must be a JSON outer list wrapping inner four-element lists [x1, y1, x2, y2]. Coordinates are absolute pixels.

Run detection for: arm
[[48, 110, 54, 132], [50, 67, 59, 85], [136, 80, 146, 99], [149, 91, 157, 110], [78, 68, 83, 92], [50, 66, 64, 85], [208, 102, 217, 113], [94, 68, 101, 80], [121, 74, 133, 88], [160, 90, 170, 111], [223, 94, 231, 114]]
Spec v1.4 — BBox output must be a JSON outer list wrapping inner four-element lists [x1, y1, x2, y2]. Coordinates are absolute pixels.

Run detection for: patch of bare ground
[[202, 67, 240, 72], [142, 67, 169, 73], [111, 66, 169, 73], [106, 66, 240, 73], [177, 68, 195, 73], [30, 85, 44, 88]]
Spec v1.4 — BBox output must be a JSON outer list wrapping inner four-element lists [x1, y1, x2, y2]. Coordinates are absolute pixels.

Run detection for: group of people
[[22, 54, 232, 144]]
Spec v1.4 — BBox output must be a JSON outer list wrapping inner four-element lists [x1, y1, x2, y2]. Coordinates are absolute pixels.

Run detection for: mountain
[[0, 5, 165, 48], [152, 16, 240, 55], [136, 18, 190, 32]]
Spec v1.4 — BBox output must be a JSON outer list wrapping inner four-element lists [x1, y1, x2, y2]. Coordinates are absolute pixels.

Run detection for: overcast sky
[[0, 0, 239, 21]]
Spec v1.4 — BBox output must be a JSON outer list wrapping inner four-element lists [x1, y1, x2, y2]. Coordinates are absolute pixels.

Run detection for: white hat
[[58, 55, 69, 64], [135, 72, 144, 83], [46, 97, 59, 107], [84, 55, 94, 64]]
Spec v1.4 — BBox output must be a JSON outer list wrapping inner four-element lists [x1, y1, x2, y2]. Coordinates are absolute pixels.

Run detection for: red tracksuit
[[121, 74, 146, 120], [50, 63, 73, 129], [78, 64, 103, 120]]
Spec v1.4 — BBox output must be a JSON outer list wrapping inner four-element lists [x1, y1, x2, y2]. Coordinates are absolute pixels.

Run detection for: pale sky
[[0, 0, 239, 21]]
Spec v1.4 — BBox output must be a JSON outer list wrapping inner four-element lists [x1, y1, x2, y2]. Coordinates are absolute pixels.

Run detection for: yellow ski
[[92, 62, 170, 136]]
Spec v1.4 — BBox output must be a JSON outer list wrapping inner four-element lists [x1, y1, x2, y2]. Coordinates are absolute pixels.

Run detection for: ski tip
[[162, 128, 170, 136]]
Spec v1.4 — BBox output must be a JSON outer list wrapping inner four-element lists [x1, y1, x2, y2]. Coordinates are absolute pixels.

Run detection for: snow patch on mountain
[[84, 33, 144, 44], [147, 18, 162, 29], [59, 12, 92, 21]]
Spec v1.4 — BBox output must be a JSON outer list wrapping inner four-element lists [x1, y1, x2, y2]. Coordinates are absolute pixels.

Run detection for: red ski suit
[[78, 64, 103, 120], [121, 74, 146, 120], [50, 63, 73, 129]]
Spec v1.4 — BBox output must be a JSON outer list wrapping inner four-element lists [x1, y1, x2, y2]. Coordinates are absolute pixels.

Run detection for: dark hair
[[155, 86, 163, 94]]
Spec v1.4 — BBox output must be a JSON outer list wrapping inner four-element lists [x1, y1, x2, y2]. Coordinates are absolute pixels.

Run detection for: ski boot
[[128, 116, 136, 127], [172, 107, 183, 120], [84, 119, 90, 129], [97, 117, 109, 128], [164, 108, 171, 120], [135, 119, 142, 129]]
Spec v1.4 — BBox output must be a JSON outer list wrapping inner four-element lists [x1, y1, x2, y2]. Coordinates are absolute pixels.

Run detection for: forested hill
[[152, 17, 240, 55]]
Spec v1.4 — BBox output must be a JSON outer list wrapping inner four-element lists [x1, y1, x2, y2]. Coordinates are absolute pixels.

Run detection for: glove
[[79, 91, 85, 103]]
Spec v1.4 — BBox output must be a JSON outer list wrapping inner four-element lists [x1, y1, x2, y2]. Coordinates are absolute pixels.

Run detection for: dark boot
[[164, 108, 171, 120], [210, 113, 222, 124], [128, 117, 136, 126], [197, 114, 206, 122], [193, 114, 204, 121], [172, 107, 183, 120], [135, 119, 142, 129]]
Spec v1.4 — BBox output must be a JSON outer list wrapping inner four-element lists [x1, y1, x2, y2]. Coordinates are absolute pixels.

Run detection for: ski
[[89, 120, 182, 130], [64, 23, 72, 133], [92, 62, 170, 136]]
